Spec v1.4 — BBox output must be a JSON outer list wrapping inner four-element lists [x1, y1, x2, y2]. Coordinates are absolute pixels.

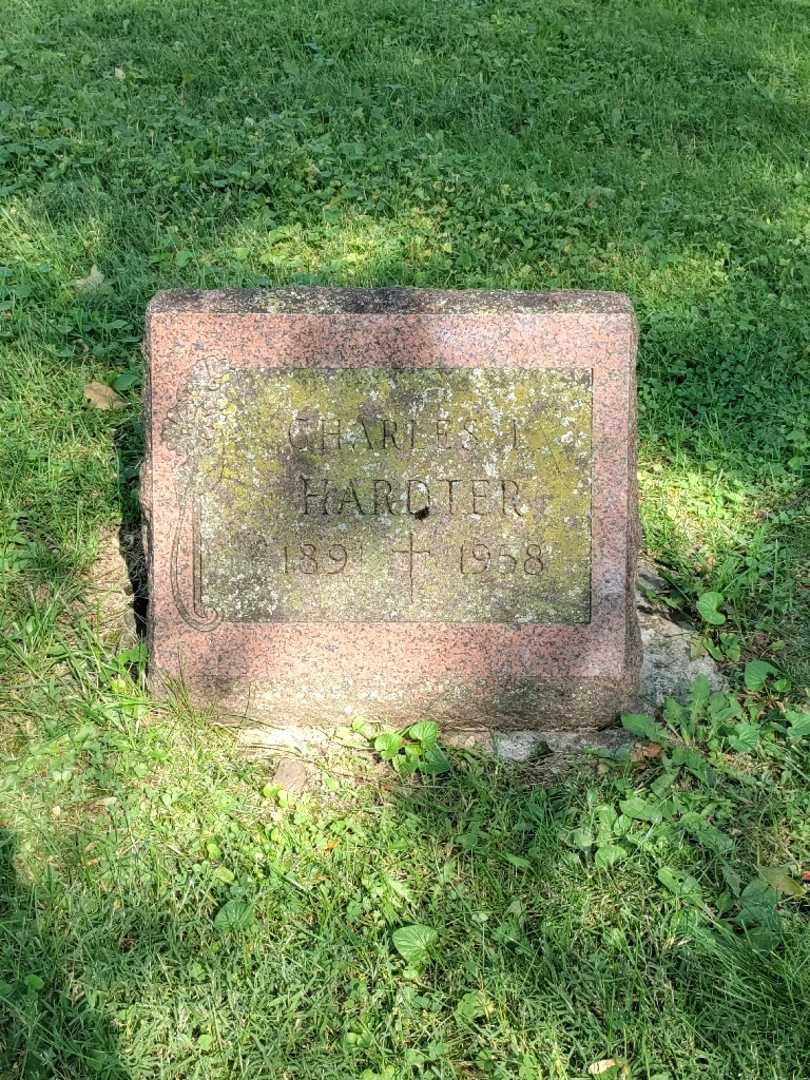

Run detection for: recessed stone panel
[[164, 366, 592, 624]]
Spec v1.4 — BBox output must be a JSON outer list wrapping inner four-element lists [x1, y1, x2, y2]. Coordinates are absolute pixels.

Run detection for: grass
[[2, 666, 810, 1079], [1, 0, 810, 1075]]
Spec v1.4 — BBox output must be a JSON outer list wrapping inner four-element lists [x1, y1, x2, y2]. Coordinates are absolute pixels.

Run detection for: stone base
[[238, 717, 637, 777], [189, 663, 639, 735]]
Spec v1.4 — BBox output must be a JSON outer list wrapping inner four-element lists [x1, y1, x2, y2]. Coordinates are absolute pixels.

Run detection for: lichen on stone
[[166, 365, 593, 624]]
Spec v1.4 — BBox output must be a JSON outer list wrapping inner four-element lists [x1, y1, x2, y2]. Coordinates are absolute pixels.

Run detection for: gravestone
[[143, 288, 639, 730]]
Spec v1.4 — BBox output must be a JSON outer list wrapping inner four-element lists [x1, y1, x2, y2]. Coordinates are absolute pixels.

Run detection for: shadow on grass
[[380, 757, 810, 1074], [114, 416, 148, 641], [2, 746, 808, 1077], [2, 0, 809, 666], [0, 829, 130, 1080]]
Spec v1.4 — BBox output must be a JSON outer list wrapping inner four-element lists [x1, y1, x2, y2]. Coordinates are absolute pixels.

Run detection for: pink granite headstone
[[143, 288, 639, 730]]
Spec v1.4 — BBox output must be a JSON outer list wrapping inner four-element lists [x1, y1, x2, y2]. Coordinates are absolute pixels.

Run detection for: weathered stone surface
[[82, 525, 143, 646], [143, 287, 640, 730], [165, 365, 592, 624], [634, 557, 726, 710], [492, 727, 636, 762], [637, 609, 726, 710], [271, 755, 317, 795]]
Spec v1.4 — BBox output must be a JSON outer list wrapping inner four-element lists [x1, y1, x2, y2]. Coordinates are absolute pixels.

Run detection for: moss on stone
[[170, 366, 592, 623]]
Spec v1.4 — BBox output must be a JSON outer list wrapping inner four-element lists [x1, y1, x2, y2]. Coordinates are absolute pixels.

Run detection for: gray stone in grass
[[635, 559, 726, 713], [492, 727, 636, 762], [272, 755, 317, 794], [490, 561, 727, 761]]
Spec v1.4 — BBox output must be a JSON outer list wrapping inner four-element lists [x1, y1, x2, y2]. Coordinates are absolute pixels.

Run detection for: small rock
[[442, 728, 491, 752], [493, 728, 634, 762], [634, 559, 726, 712], [637, 608, 725, 712], [83, 526, 141, 645], [272, 756, 314, 794], [492, 731, 550, 762]]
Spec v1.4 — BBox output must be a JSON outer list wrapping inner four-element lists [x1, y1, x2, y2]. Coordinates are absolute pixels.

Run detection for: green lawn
[[2, 0, 810, 1076]]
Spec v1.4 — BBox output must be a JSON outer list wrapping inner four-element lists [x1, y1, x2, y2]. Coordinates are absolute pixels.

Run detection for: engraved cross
[[393, 530, 431, 603]]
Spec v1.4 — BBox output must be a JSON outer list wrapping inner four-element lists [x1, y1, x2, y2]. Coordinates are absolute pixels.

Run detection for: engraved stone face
[[145, 287, 640, 731], [165, 366, 592, 624]]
